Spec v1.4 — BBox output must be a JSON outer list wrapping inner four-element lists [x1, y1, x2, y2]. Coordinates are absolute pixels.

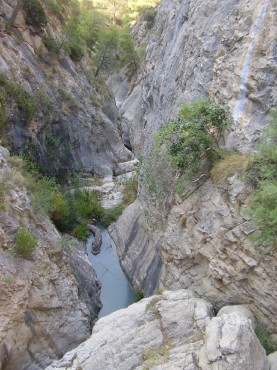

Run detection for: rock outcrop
[[110, 0, 277, 332], [0, 145, 101, 369], [46, 290, 269, 370], [120, 0, 276, 155], [0, 0, 133, 178]]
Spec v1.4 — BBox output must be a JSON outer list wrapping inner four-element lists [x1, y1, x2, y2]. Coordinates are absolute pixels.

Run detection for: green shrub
[[249, 115, 277, 248], [143, 346, 169, 366], [42, 35, 60, 54], [23, 0, 47, 29], [122, 176, 138, 205], [52, 190, 104, 232], [155, 99, 231, 180], [66, 42, 84, 61], [74, 190, 104, 219], [142, 8, 157, 29], [58, 88, 78, 110], [0, 74, 35, 123], [45, 0, 62, 16], [0, 92, 7, 145], [135, 289, 144, 301], [100, 204, 124, 228], [14, 227, 37, 256], [74, 223, 89, 240], [255, 325, 277, 354]]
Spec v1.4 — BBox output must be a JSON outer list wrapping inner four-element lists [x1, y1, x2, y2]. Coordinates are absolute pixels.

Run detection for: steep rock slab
[[46, 290, 268, 370], [0, 146, 101, 369], [111, 0, 277, 330], [121, 0, 276, 154], [0, 2, 132, 178]]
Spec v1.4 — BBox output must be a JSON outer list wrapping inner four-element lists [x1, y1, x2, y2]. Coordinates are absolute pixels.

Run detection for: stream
[[86, 227, 136, 318]]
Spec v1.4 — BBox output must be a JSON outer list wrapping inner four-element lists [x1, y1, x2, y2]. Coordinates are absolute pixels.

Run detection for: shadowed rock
[[88, 224, 102, 255]]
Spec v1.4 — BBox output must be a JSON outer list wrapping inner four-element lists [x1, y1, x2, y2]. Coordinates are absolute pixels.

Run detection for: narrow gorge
[[0, 0, 276, 369]]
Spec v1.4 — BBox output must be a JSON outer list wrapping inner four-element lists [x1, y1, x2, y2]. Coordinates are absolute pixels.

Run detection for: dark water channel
[[86, 228, 136, 318]]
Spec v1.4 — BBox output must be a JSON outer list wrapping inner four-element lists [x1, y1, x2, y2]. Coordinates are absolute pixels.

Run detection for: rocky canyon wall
[[111, 0, 277, 331], [0, 146, 101, 369], [0, 0, 132, 179]]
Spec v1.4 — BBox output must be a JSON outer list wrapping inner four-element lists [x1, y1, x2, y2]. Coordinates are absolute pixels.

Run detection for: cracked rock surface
[[46, 290, 269, 370]]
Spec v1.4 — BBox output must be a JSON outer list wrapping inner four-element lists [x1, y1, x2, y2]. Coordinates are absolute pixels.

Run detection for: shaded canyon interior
[[0, 0, 276, 369]]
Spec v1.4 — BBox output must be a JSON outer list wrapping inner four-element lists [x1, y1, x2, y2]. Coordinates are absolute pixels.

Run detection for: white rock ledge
[[46, 290, 269, 370]]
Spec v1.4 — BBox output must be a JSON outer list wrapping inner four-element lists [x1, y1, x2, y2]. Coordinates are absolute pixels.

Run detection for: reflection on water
[[86, 228, 135, 318]]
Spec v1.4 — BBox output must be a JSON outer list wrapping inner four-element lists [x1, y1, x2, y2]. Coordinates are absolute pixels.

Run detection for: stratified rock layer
[[111, 0, 277, 331], [46, 290, 269, 370]]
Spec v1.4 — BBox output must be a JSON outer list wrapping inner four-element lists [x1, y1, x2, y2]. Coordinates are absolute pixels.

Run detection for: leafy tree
[[119, 31, 138, 73], [94, 28, 119, 77], [78, 9, 107, 48], [94, 0, 128, 24], [23, 0, 47, 29]]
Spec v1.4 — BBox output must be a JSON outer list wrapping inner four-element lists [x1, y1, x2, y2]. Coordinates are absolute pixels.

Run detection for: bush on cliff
[[249, 113, 277, 249], [155, 99, 230, 180], [14, 227, 37, 256], [23, 0, 47, 30]]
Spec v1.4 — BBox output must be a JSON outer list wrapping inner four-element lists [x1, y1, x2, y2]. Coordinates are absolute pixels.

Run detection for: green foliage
[[0, 74, 35, 123], [142, 8, 157, 29], [14, 227, 37, 256], [249, 115, 277, 248], [74, 223, 89, 240], [100, 203, 124, 228], [45, 0, 62, 17], [31, 176, 61, 215], [66, 42, 84, 61], [119, 31, 138, 74], [143, 150, 175, 197], [74, 190, 104, 219], [135, 289, 144, 301], [23, 0, 47, 29], [53, 190, 104, 232], [122, 176, 138, 204], [0, 92, 7, 145], [155, 99, 231, 180], [19, 156, 104, 234], [255, 325, 277, 354], [77, 9, 107, 48], [143, 346, 169, 366], [58, 88, 78, 110], [42, 35, 60, 54], [94, 28, 120, 77]]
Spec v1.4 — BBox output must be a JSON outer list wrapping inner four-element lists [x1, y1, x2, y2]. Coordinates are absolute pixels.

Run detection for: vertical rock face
[[0, 0, 133, 178], [111, 0, 277, 330], [46, 290, 269, 370], [0, 146, 101, 369], [119, 0, 276, 154]]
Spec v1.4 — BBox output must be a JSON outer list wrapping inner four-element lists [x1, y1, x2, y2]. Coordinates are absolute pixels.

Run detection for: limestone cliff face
[[111, 0, 277, 331], [119, 0, 276, 154], [0, 0, 132, 178], [0, 146, 101, 370], [46, 290, 269, 370]]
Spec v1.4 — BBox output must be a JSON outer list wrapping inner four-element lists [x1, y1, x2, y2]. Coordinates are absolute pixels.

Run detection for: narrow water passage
[[86, 228, 136, 318]]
